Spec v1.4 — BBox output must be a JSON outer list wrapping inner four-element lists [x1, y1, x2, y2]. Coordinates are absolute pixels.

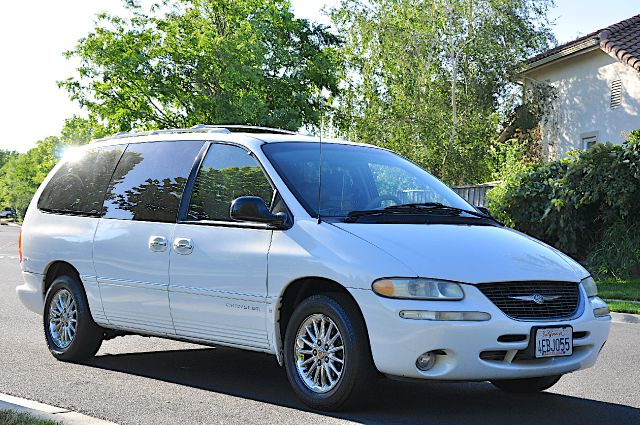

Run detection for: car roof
[[89, 126, 376, 150]]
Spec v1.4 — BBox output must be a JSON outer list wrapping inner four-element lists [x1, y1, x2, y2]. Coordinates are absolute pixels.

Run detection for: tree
[[331, 0, 555, 184], [0, 138, 61, 218], [60, 0, 342, 132], [0, 150, 17, 171]]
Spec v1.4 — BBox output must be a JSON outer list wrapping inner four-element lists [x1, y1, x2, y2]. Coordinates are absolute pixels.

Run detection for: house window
[[582, 134, 598, 150], [611, 79, 622, 109]]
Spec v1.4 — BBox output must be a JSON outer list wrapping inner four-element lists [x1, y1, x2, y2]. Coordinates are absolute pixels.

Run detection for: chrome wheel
[[294, 313, 345, 393], [48, 289, 77, 349]]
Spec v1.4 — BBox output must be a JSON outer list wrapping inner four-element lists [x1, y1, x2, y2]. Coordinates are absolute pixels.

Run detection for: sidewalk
[[0, 393, 117, 425]]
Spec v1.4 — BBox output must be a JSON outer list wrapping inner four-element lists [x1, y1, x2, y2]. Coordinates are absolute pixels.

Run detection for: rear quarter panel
[[19, 162, 105, 322]]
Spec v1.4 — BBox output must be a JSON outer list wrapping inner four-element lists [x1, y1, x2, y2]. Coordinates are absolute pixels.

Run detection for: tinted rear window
[[103, 141, 203, 222], [38, 145, 125, 215]]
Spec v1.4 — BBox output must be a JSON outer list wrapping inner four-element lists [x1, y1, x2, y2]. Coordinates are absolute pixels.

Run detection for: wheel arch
[[274, 276, 374, 369], [42, 260, 82, 298]]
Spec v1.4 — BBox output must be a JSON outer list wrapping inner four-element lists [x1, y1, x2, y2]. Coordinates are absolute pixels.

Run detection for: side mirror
[[230, 196, 286, 227]]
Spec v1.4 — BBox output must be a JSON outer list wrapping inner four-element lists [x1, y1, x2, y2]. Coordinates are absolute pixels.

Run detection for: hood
[[332, 223, 587, 284]]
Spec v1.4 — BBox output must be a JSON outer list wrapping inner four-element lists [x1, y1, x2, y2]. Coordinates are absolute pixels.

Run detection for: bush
[[487, 130, 640, 278], [486, 130, 543, 225]]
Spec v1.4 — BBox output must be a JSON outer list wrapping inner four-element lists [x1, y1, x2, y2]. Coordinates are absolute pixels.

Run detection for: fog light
[[416, 351, 437, 371], [589, 296, 610, 318], [593, 307, 610, 317], [400, 310, 491, 321]]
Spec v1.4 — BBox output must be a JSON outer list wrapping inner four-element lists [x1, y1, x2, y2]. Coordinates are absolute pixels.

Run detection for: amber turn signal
[[18, 230, 22, 263]]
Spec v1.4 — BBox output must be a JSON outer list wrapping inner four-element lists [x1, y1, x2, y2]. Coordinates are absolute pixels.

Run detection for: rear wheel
[[283, 293, 373, 411], [490, 375, 562, 393], [43, 275, 103, 361]]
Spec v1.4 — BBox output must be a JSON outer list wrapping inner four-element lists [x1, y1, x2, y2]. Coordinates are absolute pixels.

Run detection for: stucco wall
[[525, 48, 640, 159]]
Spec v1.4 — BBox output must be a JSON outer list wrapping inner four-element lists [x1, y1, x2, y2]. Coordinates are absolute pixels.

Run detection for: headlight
[[372, 278, 464, 300], [581, 276, 598, 297]]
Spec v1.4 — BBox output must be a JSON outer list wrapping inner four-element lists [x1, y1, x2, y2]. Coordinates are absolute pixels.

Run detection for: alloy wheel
[[48, 288, 77, 349], [294, 313, 345, 393]]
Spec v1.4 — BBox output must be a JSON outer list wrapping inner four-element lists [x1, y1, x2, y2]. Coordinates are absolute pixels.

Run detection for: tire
[[490, 375, 562, 393], [283, 293, 373, 411], [43, 274, 103, 362]]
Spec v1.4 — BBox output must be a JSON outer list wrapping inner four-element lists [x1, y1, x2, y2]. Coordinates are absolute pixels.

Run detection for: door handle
[[173, 238, 194, 255], [149, 236, 168, 252]]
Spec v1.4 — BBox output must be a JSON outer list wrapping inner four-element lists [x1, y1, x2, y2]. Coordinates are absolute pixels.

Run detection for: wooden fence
[[451, 182, 499, 207]]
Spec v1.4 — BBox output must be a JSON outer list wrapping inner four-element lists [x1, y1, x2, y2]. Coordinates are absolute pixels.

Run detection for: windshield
[[262, 142, 473, 219]]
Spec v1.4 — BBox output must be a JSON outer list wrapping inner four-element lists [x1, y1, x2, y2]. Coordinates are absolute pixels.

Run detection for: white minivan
[[17, 126, 611, 410]]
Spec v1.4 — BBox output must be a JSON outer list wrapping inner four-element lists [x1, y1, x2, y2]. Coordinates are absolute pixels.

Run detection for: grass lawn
[[596, 279, 640, 314], [605, 301, 640, 315], [596, 279, 640, 302], [0, 410, 61, 425]]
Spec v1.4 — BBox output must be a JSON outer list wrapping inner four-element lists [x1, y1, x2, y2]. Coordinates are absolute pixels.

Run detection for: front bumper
[[350, 284, 611, 381]]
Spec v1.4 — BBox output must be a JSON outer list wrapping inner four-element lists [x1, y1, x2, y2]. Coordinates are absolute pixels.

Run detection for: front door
[[93, 140, 204, 335], [169, 143, 276, 349]]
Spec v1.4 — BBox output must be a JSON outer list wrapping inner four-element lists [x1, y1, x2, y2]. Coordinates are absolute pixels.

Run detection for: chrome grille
[[477, 281, 580, 320]]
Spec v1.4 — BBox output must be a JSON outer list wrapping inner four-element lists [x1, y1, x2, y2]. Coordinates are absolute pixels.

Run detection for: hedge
[[487, 130, 640, 278]]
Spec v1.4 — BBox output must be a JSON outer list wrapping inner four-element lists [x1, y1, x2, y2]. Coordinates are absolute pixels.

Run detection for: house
[[520, 14, 640, 159]]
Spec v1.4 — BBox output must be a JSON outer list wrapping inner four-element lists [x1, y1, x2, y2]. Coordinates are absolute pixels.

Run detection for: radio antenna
[[316, 114, 324, 224]]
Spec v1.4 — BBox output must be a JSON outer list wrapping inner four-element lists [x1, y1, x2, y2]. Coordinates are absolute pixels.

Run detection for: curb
[[610, 312, 640, 324], [0, 393, 117, 425], [0, 222, 20, 227]]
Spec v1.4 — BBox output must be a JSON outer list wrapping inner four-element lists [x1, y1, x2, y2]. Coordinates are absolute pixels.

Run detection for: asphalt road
[[0, 225, 639, 425]]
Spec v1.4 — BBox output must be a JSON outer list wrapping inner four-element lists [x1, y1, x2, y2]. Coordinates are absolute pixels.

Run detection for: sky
[[0, 0, 638, 152]]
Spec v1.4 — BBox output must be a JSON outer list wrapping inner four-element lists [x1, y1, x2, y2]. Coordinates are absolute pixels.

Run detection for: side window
[[38, 145, 125, 215], [103, 141, 203, 223], [187, 144, 274, 222]]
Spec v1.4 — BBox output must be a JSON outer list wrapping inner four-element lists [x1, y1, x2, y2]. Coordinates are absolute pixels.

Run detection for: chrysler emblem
[[509, 293, 560, 304]]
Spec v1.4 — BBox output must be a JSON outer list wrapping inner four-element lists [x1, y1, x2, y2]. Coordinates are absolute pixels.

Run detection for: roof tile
[[526, 14, 640, 72], [598, 14, 640, 71]]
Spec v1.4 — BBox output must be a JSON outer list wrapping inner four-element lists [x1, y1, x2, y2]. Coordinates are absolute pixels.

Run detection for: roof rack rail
[[90, 125, 298, 144], [190, 124, 297, 135]]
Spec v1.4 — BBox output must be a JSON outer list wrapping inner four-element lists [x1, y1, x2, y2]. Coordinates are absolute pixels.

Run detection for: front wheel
[[490, 375, 562, 393], [43, 275, 103, 361], [283, 293, 373, 411]]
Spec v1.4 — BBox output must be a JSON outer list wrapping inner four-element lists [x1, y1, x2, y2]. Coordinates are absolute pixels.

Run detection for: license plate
[[535, 326, 573, 358]]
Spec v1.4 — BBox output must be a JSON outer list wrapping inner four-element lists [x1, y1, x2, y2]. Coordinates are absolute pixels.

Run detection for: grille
[[477, 281, 580, 320]]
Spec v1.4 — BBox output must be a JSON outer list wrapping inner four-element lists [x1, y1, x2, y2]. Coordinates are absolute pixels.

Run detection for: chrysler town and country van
[[17, 125, 611, 410]]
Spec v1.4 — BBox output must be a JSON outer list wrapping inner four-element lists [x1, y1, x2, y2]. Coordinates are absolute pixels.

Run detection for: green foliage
[[0, 410, 61, 425], [488, 131, 640, 278], [0, 149, 18, 170], [60, 115, 110, 144], [597, 278, 640, 301], [331, 0, 555, 184], [605, 300, 640, 315], [0, 117, 106, 219], [486, 129, 544, 225], [60, 0, 341, 132]]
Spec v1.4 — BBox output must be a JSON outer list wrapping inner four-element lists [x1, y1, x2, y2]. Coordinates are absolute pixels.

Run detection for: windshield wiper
[[345, 202, 493, 223], [386, 202, 490, 218]]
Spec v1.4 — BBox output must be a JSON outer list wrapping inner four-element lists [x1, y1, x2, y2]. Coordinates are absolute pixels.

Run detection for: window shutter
[[611, 79, 622, 109]]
